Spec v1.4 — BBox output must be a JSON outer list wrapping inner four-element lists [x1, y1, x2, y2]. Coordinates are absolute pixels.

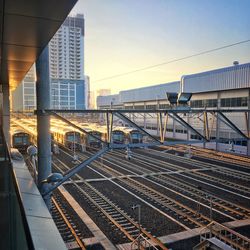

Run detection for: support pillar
[[173, 117, 176, 138], [216, 92, 221, 151], [247, 89, 250, 156], [186, 113, 190, 141], [36, 47, 51, 208], [2, 84, 10, 146]]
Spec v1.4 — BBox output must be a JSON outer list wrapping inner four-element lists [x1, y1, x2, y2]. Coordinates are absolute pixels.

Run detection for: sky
[[70, 0, 250, 94]]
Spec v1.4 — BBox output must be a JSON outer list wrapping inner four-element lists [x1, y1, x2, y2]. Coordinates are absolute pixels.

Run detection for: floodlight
[[166, 92, 178, 105], [178, 92, 192, 105], [27, 145, 37, 157], [42, 173, 63, 184]]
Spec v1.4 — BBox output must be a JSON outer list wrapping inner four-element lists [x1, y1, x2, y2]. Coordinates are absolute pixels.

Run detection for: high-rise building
[[11, 14, 85, 111], [50, 14, 85, 109], [12, 65, 36, 111]]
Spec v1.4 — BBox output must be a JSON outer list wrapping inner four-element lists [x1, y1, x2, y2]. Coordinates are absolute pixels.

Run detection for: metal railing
[[199, 221, 250, 250], [0, 128, 34, 250]]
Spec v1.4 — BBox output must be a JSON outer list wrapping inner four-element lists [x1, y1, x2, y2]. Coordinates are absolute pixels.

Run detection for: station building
[[97, 62, 250, 154]]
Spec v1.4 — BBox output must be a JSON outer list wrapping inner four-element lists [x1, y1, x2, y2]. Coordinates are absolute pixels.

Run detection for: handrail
[[199, 221, 250, 250], [0, 127, 35, 249]]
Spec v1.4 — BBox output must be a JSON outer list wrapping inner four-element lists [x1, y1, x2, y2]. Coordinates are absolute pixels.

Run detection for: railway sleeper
[[120, 222, 132, 226], [112, 214, 124, 219], [107, 211, 118, 215], [123, 226, 136, 230], [116, 219, 128, 223], [127, 229, 139, 234]]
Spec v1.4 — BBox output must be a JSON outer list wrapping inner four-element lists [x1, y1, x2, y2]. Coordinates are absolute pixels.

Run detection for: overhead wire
[[93, 39, 250, 83]]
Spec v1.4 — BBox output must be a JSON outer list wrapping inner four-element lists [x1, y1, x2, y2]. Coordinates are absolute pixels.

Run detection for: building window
[[146, 105, 157, 109], [221, 97, 248, 107]]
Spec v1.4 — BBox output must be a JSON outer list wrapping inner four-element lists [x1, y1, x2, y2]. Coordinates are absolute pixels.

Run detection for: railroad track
[[51, 195, 86, 249], [53, 150, 168, 249], [162, 144, 250, 168], [100, 150, 250, 221], [60, 149, 211, 230], [56, 147, 250, 243], [90, 161, 213, 229], [144, 148, 250, 182], [52, 154, 82, 181], [65, 182, 168, 249], [133, 149, 250, 196]]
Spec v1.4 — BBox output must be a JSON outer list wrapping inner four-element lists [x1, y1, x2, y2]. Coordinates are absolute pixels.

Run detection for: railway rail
[[65, 182, 168, 249], [163, 144, 250, 168], [72, 151, 216, 229], [51, 196, 86, 250], [101, 150, 250, 221], [52, 150, 168, 249], [133, 148, 250, 197]]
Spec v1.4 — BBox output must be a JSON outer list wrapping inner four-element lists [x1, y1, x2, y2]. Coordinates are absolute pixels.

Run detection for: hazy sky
[[71, 0, 250, 93]]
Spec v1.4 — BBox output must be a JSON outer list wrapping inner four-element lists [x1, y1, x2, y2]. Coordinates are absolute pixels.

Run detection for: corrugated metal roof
[[97, 94, 121, 107], [120, 81, 180, 103], [182, 62, 250, 93]]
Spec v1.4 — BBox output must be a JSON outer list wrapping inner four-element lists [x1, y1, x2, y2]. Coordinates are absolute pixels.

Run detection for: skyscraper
[[49, 14, 85, 109], [11, 14, 85, 111]]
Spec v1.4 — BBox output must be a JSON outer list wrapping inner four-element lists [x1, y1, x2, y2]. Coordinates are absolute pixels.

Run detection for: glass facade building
[[11, 14, 85, 111]]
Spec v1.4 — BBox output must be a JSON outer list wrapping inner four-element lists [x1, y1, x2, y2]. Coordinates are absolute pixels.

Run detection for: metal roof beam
[[43, 109, 250, 114], [115, 111, 161, 143], [168, 112, 208, 142], [216, 111, 249, 140], [48, 111, 106, 144], [42, 147, 109, 197]]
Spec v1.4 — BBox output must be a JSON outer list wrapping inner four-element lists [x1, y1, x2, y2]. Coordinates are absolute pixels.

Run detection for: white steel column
[[247, 89, 250, 156], [216, 92, 221, 151], [36, 46, 51, 207]]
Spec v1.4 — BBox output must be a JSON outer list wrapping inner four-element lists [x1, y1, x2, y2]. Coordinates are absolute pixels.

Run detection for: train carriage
[[123, 127, 143, 144], [11, 128, 32, 152], [94, 125, 143, 145], [51, 126, 83, 151], [84, 128, 103, 149]]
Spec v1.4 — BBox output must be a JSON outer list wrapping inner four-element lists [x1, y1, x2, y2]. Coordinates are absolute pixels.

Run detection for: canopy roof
[[0, 0, 77, 90]]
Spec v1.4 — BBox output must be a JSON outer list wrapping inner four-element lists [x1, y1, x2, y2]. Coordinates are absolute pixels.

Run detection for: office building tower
[[50, 14, 85, 109], [11, 14, 85, 111]]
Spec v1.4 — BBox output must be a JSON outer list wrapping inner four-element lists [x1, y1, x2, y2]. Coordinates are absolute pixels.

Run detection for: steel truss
[[35, 108, 249, 197]]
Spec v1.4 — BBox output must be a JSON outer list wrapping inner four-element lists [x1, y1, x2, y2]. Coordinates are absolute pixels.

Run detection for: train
[[11, 117, 145, 153], [51, 125, 103, 151], [93, 125, 144, 144], [10, 127, 32, 152]]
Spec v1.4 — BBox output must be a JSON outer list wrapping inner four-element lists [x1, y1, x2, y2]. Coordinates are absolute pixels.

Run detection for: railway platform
[[0, 130, 66, 249]]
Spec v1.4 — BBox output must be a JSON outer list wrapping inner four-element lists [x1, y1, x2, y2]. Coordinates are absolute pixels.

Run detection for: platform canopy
[[0, 0, 77, 90]]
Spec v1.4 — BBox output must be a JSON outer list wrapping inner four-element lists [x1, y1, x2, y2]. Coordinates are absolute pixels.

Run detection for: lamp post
[[132, 204, 142, 249]]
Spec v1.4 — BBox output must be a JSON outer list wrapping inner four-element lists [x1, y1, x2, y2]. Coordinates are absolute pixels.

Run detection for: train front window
[[113, 133, 124, 142], [14, 136, 29, 145], [23, 137, 29, 144], [131, 133, 139, 139], [14, 137, 23, 144], [67, 134, 80, 143], [89, 134, 100, 143]]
